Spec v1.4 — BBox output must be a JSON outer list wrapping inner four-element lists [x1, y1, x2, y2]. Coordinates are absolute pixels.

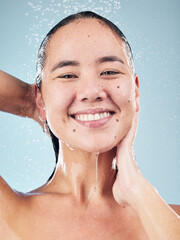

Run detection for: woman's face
[[37, 18, 139, 153]]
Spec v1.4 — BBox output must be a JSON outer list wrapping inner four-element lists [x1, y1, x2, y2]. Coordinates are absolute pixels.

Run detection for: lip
[[70, 108, 115, 128]]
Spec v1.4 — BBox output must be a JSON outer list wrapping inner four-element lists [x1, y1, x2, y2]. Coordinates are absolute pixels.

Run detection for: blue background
[[0, 0, 179, 203]]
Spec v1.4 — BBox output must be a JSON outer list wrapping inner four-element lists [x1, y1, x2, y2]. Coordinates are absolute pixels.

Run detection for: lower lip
[[72, 114, 114, 128]]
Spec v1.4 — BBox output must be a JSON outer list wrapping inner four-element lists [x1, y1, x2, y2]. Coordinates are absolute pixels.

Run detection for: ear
[[34, 84, 46, 122], [134, 74, 140, 112]]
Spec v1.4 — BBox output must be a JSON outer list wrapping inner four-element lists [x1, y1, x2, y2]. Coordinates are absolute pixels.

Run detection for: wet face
[[36, 19, 139, 153]]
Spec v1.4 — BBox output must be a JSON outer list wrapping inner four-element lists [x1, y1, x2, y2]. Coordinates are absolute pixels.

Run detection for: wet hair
[[35, 11, 134, 180]]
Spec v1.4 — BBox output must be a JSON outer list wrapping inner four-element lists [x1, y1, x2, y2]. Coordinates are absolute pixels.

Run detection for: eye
[[58, 74, 78, 79], [100, 70, 120, 76]]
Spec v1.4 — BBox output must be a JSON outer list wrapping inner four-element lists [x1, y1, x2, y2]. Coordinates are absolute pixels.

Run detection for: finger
[[118, 111, 139, 147], [127, 111, 139, 142]]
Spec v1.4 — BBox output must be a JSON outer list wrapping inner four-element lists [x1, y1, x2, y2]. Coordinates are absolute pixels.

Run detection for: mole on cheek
[[114, 136, 116, 139], [128, 100, 131, 103], [116, 119, 119, 122], [73, 129, 76, 132], [117, 85, 120, 89]]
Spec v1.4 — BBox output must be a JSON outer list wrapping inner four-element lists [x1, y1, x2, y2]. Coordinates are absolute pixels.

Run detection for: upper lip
[[70, 108, 116, 116]]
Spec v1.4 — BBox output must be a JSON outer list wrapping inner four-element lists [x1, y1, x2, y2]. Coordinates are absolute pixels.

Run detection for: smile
[[74, 112, 112, 121], [70, 110, 115, 128]]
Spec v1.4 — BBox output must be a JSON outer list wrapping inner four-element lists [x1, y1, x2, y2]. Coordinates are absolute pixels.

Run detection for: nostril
[[96, 97, 103, 101], [77, 87, 107, 102], [82, 97, 88, 101]]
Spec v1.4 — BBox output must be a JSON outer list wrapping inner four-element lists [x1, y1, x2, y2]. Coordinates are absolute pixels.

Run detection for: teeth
[[88, 114, 94, 121], [84, 115, 88, 121], [74, 112, 111, 122], [94, 113, 100, 120], [104, 112, 108, 117], [100, 113, 104, 119]]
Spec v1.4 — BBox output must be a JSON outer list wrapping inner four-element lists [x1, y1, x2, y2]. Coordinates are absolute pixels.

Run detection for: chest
[[14, 206, 148, 240]]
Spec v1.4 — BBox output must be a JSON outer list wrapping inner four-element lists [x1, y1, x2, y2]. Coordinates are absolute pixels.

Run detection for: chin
[[78, 139, 118, 154]]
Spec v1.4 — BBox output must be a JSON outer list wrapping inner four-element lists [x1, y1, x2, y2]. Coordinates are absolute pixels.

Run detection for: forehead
[[46, 19, 126, 64]]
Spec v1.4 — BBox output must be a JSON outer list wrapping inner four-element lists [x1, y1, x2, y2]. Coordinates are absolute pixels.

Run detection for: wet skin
[[1, 19, 179, 239], [37, 18, 139, 154]]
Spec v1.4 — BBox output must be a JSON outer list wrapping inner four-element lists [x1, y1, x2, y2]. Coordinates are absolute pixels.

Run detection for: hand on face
[[112, 111, 141, 206]]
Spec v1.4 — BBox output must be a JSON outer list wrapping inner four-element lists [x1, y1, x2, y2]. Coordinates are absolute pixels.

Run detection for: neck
[[48, 142, 117, 204]]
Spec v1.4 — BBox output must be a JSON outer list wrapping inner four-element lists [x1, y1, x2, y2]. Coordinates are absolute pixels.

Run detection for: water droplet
[[111, 157, 116, 170], [65, 142, 75, 151], [95, 153, 99, 191]]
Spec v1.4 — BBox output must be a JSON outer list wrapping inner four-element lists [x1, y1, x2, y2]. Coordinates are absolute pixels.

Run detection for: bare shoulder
[[169, 204, 180, 216], [0, 176, 29, 238], [0, 176, 22, 217]]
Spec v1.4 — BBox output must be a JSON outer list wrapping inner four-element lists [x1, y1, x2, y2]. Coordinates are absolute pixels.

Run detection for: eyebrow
[[96, 56, 125, 65], [51, 55, 124, 72], [51, 60, 80, 72]]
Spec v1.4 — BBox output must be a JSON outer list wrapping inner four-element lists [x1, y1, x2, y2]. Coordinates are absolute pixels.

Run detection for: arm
[[128, 174, 180, 239], [0, 71, 44, 225], [112, 112, 180, 240], [0, 70, 41, 124]]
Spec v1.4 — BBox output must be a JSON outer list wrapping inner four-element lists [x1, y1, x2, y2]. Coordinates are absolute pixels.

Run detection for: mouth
[[70, 110, 115, 128], [71, 111, 115, 121]]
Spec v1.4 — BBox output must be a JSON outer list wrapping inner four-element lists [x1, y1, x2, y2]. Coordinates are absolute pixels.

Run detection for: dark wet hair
[[35, 11, 134, 180]]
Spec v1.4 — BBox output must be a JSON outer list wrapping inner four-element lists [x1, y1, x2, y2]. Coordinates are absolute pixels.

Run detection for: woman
[[0, 11, 179, 240]]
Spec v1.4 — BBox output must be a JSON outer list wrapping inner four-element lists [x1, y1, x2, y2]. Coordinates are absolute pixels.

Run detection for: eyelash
[[100, 70, 120, 76], [58, 74, 78, 79], [57, 70, 120, 79]]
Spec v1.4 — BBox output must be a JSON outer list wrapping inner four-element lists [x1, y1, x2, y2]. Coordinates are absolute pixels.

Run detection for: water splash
[[87, 153, 99, 199], [24, 0, 123, 85], [61, 139, 75, 151], [95, 153, 99, 191], [122, 41, 135, 79], [111, 157, 116, 170], [25, 0, 122, 49]]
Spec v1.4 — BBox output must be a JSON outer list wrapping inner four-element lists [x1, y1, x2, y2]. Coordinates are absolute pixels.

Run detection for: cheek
[[43, 84, 75, 123], [111, 80, 134, 107]]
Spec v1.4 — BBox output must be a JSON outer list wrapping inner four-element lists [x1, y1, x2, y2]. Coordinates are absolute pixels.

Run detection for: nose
[[76, 78, 107, 102]]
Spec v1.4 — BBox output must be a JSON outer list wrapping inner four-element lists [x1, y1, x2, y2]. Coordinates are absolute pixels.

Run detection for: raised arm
[[0, 70, 40, 231], [0, 70, 41, 124], [113, 112, 180, 240]]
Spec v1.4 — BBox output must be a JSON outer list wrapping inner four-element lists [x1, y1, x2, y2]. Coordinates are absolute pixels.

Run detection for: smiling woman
[[36, 11, 137, 159], [0, 11, 180, 240]]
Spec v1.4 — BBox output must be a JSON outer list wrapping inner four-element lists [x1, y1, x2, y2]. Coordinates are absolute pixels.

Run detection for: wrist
[[127, 173, 153, 208], [26, 84, 36, 119]]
